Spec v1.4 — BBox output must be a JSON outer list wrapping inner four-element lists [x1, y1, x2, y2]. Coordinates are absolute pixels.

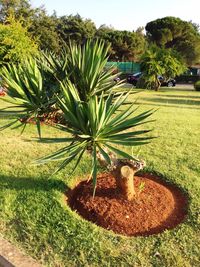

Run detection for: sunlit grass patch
[[0, 88, 200, 266]]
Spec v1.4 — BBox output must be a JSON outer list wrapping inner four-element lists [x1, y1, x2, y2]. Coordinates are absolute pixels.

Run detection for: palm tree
[[0, 40, 155, 200], [0, 58, 57, 137], [42, 40, 124, 100], [36, 78, 154, 199]]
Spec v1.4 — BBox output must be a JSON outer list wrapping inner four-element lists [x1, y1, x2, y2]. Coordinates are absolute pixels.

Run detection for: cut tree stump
[[120, 165, 135, 201]]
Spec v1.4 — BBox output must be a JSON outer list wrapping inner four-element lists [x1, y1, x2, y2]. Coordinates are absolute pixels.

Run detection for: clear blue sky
[[31, 0, 200, 31]]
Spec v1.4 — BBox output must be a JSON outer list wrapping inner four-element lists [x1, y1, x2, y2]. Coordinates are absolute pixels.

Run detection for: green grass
[[0, 87, 200, 267]]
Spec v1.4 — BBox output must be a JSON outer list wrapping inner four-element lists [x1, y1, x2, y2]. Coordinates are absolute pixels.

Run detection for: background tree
[[0, 0, 61, 53], [159, 48, 186, 80], [139, 45, 185, 90], [0, 0, 33, 23], [2, 0, 200, 69], [95, 25, 116, 56], [57, 14, 96, 46], [145, 16, 200, 65], [139, 46, 164, 90], [0, 15, 38, 64], [30, 10, 61, 53], [96, 29, 146, 61]]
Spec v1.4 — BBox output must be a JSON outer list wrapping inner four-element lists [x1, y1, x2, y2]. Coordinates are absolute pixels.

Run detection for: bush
[[136, 76, 155, 90], [0, 15, 38, 65], [194, 81, 200, 91]]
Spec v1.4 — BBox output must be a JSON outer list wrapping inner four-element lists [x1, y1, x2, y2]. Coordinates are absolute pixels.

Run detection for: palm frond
[[36, 84, 155, 195], [0, 58, 56, 136]]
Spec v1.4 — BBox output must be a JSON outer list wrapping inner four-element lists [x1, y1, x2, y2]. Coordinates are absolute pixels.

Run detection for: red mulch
[[20, 111, 65, 126], [68, 173, 188, 236]]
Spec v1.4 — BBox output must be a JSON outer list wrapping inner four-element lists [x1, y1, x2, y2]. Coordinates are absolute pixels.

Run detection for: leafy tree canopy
[[145, 16, 200, 65], [0, 0, 61, 52], [30, 10, 61, 53], [96, 27, 146, 61], [140, 45, 186, 90], [0, 15, 38, 64], [57, 14, 96, 46], [0, 0, 34, 23]]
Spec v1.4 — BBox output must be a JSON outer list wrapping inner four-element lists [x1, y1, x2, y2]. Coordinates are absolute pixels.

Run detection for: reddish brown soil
[[68, 173, 188, 236], [20, 111, 65, 126]]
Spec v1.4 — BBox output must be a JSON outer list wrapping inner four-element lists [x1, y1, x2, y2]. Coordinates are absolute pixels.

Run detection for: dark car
[[158, 76, 176, 87], [113, 77, 120, 83], [127, 72, 142, 85], [127, 72, 176, 87]]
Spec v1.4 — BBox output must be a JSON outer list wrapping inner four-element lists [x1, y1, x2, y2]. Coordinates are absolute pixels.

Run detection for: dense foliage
[[145, 16, 200, 65], [0, 15, 38, 64], [0, 1, 200, 67], [139, 45, 186, 90], [0, 0, 146, 60], [96, 26, 146, 61]]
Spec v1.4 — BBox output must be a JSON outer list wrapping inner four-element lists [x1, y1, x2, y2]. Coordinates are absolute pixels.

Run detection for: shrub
[[194, 80, 200, 91], [0, 15, 38, 65], [136, 76, 155, 89]]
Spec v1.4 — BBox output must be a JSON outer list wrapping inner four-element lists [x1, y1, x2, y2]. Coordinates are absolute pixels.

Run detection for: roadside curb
[[0, 236, 42, 267]]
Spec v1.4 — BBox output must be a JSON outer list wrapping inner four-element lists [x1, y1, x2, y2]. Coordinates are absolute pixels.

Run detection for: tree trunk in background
[[154, 77, 161, 91]]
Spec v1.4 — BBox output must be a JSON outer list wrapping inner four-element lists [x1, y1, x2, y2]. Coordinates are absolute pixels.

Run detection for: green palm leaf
[[36, 84, 155, 195], [0, 58, 57, 136]]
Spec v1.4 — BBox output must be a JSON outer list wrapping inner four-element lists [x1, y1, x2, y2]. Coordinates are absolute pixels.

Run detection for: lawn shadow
[[155, 94, 200, 99], [139, 97, 200, 108], [0, 107, 24, 119], [137, 102, 200, 110], [0, 174, 68, 193], [158, 88, 195, 92]]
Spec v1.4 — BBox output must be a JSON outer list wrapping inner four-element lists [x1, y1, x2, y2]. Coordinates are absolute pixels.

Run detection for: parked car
[[127, 72, 142, 85], [127, 72, 176, 87], [158, 75, 176, 87], [113, 77, 120, 83]]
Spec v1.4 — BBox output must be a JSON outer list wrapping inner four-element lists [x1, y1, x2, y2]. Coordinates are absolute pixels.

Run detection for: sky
[[31, 0, 200, 31]]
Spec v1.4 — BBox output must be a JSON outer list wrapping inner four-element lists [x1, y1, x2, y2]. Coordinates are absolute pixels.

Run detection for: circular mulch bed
[[68, 173, 188, 236]]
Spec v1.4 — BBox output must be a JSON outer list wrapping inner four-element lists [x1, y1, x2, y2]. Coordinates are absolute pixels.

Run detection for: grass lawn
[[0, 86, 200, 267]]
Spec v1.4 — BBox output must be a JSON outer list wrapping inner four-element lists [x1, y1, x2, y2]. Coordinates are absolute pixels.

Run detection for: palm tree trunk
[[96, 150, 145, 201], [112, 164, 136, 200]]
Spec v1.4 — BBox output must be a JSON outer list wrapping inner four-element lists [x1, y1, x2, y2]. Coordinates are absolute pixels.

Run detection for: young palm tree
[[0, 58, 57, 137], [36, 79, 154, 199], [37, 41, 155, 199], [0, 40, 155, 200], [42, 40, 124, 101]]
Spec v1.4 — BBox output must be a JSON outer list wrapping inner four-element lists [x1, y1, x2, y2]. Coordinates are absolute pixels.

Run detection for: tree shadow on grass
[[155, 94, 200, 99], [0, 108, 25, 119], [139, 97, 200, 109], [0, 174, 68, 193], [158, 87, 195, 92]]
